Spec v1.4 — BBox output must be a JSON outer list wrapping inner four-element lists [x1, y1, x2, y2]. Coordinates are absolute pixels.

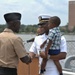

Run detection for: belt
[[0, 67, 17, 75]]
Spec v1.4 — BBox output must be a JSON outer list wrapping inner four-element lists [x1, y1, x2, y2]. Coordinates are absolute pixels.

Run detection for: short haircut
[[49, 16, 61, 26]]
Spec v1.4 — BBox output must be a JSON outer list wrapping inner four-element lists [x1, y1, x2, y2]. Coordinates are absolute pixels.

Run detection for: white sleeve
[[29, 41, 37, 54], [60, 36, 67, 53]]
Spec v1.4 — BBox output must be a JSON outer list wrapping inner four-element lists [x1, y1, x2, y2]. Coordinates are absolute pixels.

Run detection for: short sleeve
[[60, 36, 67, 53], [13, 37, 26, 58], [29, 42, 37, 54], [48, 29, 55, 41]]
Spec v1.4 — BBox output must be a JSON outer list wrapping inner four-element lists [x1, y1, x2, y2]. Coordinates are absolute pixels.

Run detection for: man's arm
[[50, 52, 67, 60], [20, 52, 36, 64], [44, 40, 52, 56], [29, 41, 37, 59], [29, 52, 36, 59], [20, 54, 32, 64], [20, 43, 36, 64], [40, 40, 52, 58], [40, 51, 67, 60], [40, 40, 47, 49]]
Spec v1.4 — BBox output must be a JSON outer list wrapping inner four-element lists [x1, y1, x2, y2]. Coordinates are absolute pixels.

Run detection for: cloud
[[0, 0, 68, 26], [26, 0, 68, 25]]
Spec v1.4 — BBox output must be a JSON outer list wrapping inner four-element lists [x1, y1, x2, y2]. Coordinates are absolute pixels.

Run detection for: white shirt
[[29, 33, 47, 55], [60, 36, 67, 53], [29, 34, 67, 75], [29, 33, 47, 73]]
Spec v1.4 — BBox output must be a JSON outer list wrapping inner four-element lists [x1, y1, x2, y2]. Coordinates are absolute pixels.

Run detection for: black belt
[[0, 67, 17, 75]]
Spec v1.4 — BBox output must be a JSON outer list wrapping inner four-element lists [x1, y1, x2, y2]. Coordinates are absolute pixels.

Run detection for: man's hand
[[40, 51, 47, 58], [20, 54, 32, 64], [24, 55, 32, 64]]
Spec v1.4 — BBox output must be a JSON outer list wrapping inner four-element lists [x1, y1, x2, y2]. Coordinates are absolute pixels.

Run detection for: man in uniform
[[0, 12, 31, 75], [29, 15, 67, 75]]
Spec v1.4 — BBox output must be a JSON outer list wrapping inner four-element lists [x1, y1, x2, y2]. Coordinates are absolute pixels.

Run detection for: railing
[[22, 40, 75, 75], [63, 40, 75, 72]]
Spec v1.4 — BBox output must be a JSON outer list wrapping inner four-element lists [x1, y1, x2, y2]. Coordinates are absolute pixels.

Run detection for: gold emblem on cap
[[39, 20, 49, 23]]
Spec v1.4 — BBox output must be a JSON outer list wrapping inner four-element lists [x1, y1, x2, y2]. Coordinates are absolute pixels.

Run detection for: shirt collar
[[3, 28, 14, 33], [38, 33, 47, 39], [53, 27, 59, 29]]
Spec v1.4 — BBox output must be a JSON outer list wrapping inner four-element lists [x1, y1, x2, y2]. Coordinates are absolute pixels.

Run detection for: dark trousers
[[0, 67, 17, 75]]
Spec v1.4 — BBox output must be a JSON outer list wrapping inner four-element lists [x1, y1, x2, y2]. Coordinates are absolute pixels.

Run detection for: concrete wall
[[17, 57, 39, 75]]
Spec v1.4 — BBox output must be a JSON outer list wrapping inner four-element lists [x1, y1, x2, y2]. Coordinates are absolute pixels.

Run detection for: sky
[[0, 0, 68, 26]]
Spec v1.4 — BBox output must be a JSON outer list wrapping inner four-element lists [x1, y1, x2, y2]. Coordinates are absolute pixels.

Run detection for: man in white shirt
[[29, 15, 67, 75]]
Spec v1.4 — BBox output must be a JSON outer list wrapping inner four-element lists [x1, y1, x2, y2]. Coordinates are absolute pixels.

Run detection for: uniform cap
[[38, 15, 51, 25], [4, 12, 21, 23]]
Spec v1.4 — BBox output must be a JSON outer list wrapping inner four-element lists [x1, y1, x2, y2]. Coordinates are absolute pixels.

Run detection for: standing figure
[[0, 12, 31, 75], [29, 15, 67, 75]]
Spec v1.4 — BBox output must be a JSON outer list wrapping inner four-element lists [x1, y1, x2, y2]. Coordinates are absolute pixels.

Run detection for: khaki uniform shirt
[[0, 28, 26, 68]]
